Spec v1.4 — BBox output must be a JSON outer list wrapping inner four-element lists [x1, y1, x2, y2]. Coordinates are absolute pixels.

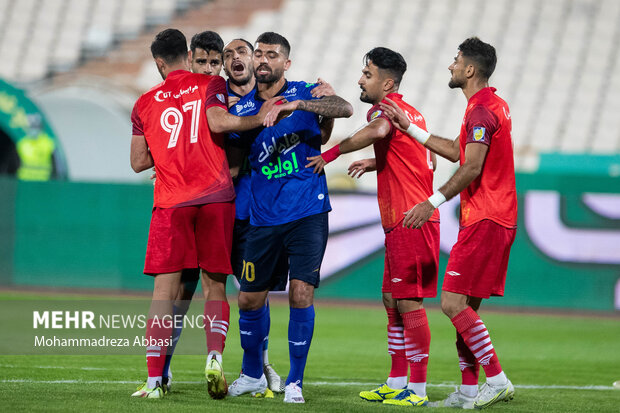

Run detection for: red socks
[[451, 307, 502, 378], [456, 332, 480, 385], [386, 307, 408, 379], [145, 318, 173, 378], [401, 309, 431, 384], [204, 300, 230, 354]]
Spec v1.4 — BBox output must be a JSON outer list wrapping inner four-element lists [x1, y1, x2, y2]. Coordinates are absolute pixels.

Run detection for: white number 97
[[161, 99, 201, 148]]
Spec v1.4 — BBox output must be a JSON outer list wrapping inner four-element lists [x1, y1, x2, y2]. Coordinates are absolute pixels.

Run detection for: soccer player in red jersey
[[190, 30, 224, 76], [129, 29, 279, 399], [307, 47, 439, 407], [380, 37, 517, 409]]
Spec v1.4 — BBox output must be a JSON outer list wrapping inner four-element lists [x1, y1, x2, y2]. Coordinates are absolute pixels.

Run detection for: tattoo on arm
[[297, 96, 353, 118]]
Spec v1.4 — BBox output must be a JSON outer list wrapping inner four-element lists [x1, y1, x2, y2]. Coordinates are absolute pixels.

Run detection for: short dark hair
[[229, 38, 254, 52], [151, 28, 187, 63], [364, 47, 407, 86], [255, 32, 290, 57], [190, 30, 224, 54], [458, 37, 496, 80]]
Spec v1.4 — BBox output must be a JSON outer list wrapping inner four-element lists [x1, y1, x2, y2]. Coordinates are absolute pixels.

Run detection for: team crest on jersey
[[370, 110, 382, 120], [216, 94, 225, 104], [473, 126, 486, 142]]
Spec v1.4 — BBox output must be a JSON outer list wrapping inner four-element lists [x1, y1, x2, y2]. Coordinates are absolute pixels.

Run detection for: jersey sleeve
[[300, 82, 320, 101], [465, 105, 499, 146], [130, 100, 144, 136], [367, 104, 394, 135], [205, 76, 229, 110]]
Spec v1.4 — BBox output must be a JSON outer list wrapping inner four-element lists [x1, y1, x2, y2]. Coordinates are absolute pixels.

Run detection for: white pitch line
[[0, 378, 617, 391]]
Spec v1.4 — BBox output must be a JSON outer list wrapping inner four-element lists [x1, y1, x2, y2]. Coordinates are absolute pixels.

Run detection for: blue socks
[[286, 305, 315, 387], [162, 303, 184, 380], [239, 305, 269, 379]]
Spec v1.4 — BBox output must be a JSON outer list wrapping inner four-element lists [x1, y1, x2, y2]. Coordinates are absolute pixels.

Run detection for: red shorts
[[443, 219, 516, 298], [144, 202, 234, 275], [382, 221, 439, 299]]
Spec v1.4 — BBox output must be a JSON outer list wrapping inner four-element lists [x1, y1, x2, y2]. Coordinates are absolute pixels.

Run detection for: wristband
[[406, 123, 431, 145], [428, 191, 446, 208], [322, 145, 341, 163]]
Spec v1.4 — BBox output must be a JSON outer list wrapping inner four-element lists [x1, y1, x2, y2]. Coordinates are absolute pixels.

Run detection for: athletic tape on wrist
[[406, 123, 431, 145], [428, 192, 446, 208]]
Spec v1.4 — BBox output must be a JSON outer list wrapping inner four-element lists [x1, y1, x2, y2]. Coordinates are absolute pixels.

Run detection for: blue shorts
[[240, 212, 329, 292], [232, 218, 288, 291]]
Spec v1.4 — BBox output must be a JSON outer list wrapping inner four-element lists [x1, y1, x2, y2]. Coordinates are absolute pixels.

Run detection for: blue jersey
[[227, 81, 252, 220], [229, 80, 331, 226]]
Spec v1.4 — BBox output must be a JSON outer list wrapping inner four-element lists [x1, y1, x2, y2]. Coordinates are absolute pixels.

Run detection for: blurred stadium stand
[[0, 0, 618, 183]]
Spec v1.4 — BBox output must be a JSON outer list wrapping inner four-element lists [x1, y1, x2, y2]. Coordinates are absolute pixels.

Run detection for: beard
[[448, 75, 464, 89], [359, 89, 373, 103], [228, 71, 253, 87], [255, 65, 284, 84]]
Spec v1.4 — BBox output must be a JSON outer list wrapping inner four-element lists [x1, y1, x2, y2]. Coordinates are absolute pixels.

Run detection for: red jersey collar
[[166, 69, 190, 79], [383, 92, 402, 102], [469, 87, 496, 102]]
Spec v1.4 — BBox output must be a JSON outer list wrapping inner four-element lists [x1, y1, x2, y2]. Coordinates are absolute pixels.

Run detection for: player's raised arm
[[207, 95, 284, 133], [379, 98, 460, 162], [306, 117, 391, 174], [263, 95, 353, 127], [310, 78, 338, 144]]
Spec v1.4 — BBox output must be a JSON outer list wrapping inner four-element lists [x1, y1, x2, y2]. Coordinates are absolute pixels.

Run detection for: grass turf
[[1, 293, 619, 412]]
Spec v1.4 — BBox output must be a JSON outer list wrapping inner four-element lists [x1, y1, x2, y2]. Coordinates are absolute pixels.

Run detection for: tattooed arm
[[263, 95, 353, 127]]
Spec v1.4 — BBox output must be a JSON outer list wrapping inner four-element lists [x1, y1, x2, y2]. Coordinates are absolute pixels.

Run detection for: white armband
[[406, 123, 431, 145], [428, 191, 446, 208]]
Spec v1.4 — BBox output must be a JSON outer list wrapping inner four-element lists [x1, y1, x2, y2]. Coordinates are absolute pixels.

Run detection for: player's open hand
[[348, 158, 376, 178], [228, 95, 240, 108], [403, 200, 435, 229], [263, 99, 298, 127], [379, 98, 410, 132], [311, 78, 335, 98], [257, 96, 287, 125], [306, 154, 327, 174]]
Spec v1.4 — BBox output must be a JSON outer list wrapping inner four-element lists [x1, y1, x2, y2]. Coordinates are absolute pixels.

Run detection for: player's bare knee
[[238, 291, 267, 311], [289, 280, 314, 308], [382, 293, 396, 309]]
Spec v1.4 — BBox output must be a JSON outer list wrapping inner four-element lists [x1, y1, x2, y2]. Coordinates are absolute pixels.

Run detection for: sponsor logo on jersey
[[284, 86, 297, 96], [216, 93, 225, 104], [447, 271, 461, 276], [503, 106, 511, 119], [391, 278, 402, 283], [370, 110, 382, 120], [154, 85, 198, 102], [235, 99, 256, 114], [473, 127, 486, 142], [258, 133, 300, 163]]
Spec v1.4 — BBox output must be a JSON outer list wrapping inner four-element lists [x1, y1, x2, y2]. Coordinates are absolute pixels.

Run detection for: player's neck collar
[[255, 79, 288, 102], [226, 80, 243, 98]]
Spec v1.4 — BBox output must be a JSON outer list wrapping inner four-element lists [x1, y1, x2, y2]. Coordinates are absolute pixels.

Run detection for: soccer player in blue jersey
[[226, 32, 353, 404], [224, 38, 337, 394]]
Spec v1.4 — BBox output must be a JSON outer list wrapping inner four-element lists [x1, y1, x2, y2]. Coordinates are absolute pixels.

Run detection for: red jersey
[[458, 87, 517, 228], [368, 93, 439, 231], [131, 70, 234, 208]]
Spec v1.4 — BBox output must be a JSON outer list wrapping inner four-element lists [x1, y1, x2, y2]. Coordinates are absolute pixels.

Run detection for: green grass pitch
[[1, 292, 619, 412]]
